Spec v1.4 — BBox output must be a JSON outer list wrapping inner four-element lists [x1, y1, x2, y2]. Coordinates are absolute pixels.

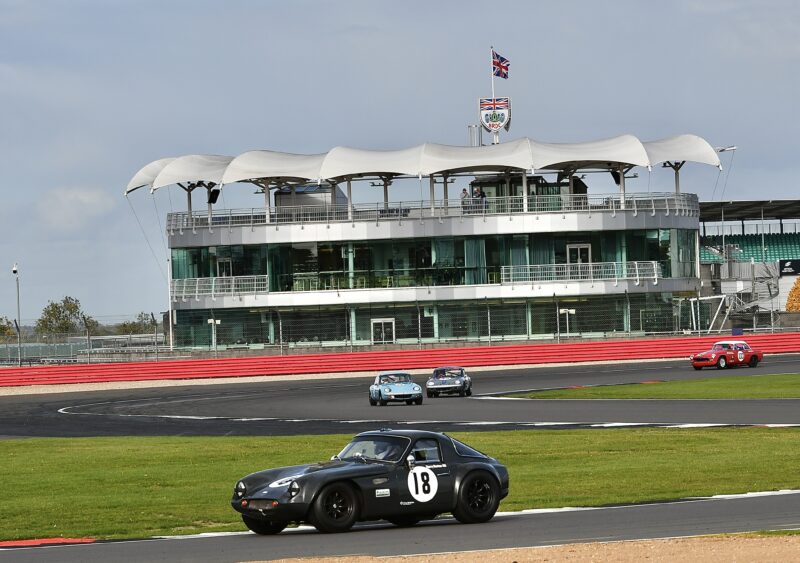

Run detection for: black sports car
[[231, 429, 509, 534]]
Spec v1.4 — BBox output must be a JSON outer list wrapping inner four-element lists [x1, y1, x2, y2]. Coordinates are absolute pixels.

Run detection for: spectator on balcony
[[460, 188, 469, 214]]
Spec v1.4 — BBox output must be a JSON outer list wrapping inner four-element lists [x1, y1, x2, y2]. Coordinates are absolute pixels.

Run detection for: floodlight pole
[[13, 264, 21, 367]]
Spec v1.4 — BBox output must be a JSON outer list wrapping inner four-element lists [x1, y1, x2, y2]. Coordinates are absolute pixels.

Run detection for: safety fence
[[1, 332, 799, 387], [166, 192, 699, 232]]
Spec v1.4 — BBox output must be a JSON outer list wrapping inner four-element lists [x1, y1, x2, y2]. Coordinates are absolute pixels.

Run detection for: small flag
[[492, 50, 510, 79], [480, 97, 509, 110]]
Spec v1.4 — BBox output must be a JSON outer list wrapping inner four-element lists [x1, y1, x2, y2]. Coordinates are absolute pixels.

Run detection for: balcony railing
[[501, 261, 662, 284], [166, 192, 699, 232], [171, 275, 269, 300], [170, 262, 665, 300]]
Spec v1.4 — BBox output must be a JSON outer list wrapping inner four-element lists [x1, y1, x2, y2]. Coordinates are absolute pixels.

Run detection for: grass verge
[[510, 373, 800, 399], [1, 428, 800, 540]]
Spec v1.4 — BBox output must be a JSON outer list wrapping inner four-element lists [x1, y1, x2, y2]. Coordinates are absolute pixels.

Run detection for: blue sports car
[[369, 371, 423, 406]]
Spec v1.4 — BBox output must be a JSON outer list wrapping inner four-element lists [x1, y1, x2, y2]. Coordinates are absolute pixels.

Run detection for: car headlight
[[288, 480, 300, 498], [235, 481, 246, 498], [427, 380, 433, 386], [385, 387, 392, 393], [413, 385, 421, 392]]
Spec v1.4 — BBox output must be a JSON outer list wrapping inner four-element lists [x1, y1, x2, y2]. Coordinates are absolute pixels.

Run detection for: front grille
[[248, 499, 277, 510], [391, 394, 412, 399], [694, 357, 710, 363]]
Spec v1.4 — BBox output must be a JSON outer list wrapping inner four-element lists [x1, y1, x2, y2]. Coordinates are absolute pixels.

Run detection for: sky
[[1, 0, 799, 323]]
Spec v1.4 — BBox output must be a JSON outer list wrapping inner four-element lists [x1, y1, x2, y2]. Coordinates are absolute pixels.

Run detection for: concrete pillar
[[522, 172, 528, 213], [429, 175, 435, 214], [347, 178, 353, 220]]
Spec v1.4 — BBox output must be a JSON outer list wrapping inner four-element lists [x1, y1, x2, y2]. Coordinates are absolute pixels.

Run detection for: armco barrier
[[1, 333, 800, 388]]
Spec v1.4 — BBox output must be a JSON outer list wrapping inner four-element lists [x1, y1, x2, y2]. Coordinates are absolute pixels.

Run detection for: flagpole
[[490, 46, 495, 100], [490, 46, 499, 144]]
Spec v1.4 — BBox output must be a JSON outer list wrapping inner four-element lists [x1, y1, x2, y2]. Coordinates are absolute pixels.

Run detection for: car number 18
[[407, 466, 438, 502]]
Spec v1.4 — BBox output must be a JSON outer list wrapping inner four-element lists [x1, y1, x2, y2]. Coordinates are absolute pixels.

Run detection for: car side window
[[412, 439, 442, 464]]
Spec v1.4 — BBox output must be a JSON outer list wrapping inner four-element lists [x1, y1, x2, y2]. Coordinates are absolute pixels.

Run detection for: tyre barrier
[[1, 333, 799, 388]]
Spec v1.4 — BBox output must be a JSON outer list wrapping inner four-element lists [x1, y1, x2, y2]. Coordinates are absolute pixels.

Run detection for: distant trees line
[[1, 296, 159, 337]]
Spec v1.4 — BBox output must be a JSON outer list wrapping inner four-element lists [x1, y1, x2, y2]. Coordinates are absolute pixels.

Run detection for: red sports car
[[689, 340, 763, 370]]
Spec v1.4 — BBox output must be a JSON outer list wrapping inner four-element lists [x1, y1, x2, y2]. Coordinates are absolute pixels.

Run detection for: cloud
[[36, 187, 116, 233]]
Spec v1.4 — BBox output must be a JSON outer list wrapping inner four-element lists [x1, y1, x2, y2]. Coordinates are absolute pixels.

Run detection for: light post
[[12, 263, 20, 367], [207, 318, 220, 358], [151, 313, 159, 362]]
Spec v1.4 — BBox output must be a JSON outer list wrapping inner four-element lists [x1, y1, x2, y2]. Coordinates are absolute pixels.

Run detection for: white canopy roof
[[126, 134, 720, 193]]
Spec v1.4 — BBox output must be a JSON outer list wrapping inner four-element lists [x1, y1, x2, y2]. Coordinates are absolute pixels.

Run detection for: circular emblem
[[407, 466, 438, 503], [737, 351, 745, 362]]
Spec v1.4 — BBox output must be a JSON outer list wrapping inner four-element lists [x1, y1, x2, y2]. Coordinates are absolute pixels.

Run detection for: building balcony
[[170, 261, 666, 302], [166, 192, 699, 234]]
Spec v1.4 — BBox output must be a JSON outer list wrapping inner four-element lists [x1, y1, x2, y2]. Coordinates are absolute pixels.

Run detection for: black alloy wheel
[[310, 482, 360, 533], [242, 515, 288, 535], [453, 471, 500, 524], [749, 356, 759, 368]]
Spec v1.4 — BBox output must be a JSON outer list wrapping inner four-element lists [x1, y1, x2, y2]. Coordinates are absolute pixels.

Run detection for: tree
[[0, 316, 14, 337], [116, 312, 156, 335], [34, 296, 97, 334], [786, 277, 800, 312]]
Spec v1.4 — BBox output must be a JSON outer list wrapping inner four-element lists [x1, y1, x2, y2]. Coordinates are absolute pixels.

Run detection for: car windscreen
[[337, 436, 409, 462], [381, 374, 411, 384], [450, 437, 489, 458], [434, 369, 461, 378]]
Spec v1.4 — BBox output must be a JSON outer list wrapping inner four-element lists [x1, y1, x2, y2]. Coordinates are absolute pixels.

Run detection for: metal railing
[[171, 275, 269, 300], [166, 192, 699, 232], [501, 261, 662, 284], [169, 263, 665, 300]]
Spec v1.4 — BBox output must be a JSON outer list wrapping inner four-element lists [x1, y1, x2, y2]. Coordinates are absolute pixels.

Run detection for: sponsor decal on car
[[375, 488, 390, 498]]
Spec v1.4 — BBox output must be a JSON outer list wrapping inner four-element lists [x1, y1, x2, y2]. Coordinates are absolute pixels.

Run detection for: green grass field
[[2, 428, 800, 540], [511, 373, 800, 400]]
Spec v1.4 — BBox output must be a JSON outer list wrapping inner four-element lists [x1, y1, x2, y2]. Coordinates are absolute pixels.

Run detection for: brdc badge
[[479, 97, 512, 133]]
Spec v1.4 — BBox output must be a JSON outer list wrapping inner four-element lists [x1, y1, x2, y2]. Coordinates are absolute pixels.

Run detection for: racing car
[[231, 429, 509, 534], [368, 371, 423, 406], [426, 366, 472, 397], [689, 340, 763, 370]]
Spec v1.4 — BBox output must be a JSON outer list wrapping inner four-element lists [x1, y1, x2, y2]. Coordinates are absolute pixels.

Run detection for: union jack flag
[[480, 97, 510, 110], [492, 49, 510, 79]]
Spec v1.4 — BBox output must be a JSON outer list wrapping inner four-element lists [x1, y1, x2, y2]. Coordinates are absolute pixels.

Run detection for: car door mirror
[[406, 454, 416, 470]]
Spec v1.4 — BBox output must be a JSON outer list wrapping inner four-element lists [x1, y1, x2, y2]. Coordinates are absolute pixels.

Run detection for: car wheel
[[717, 356, 727, 369], [415, 397, 423, 405], [453, 470, 500, 524], [693, 366, 702, 371], [466, 387, 472, 397], [387, 516, 421, 527], [309, 482, 360, 533], [369, 395, 377, 406], [459, 386, 466, 397], [242, 515, 288, 535], [749, 356, 759, 368]]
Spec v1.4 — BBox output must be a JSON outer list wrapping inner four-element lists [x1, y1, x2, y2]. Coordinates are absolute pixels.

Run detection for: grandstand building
[[126, 135, 723, 349], [698, 200, 800, 329]]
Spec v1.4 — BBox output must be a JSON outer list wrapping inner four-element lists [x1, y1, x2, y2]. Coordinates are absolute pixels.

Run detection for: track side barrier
[[1, 333, 799, 387]]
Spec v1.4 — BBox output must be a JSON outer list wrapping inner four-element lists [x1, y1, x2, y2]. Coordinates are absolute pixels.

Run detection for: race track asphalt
[[1, 355, 799, 561], [2, 356, 800, 437]]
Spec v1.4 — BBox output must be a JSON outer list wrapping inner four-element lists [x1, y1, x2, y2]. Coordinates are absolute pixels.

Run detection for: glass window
[[412, 439, 442, 463], [451, 438, 488, 458]]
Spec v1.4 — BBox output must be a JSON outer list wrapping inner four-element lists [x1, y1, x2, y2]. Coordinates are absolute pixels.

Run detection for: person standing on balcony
[[460, 188, 469, 214], [479, 187, 488, 213]]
